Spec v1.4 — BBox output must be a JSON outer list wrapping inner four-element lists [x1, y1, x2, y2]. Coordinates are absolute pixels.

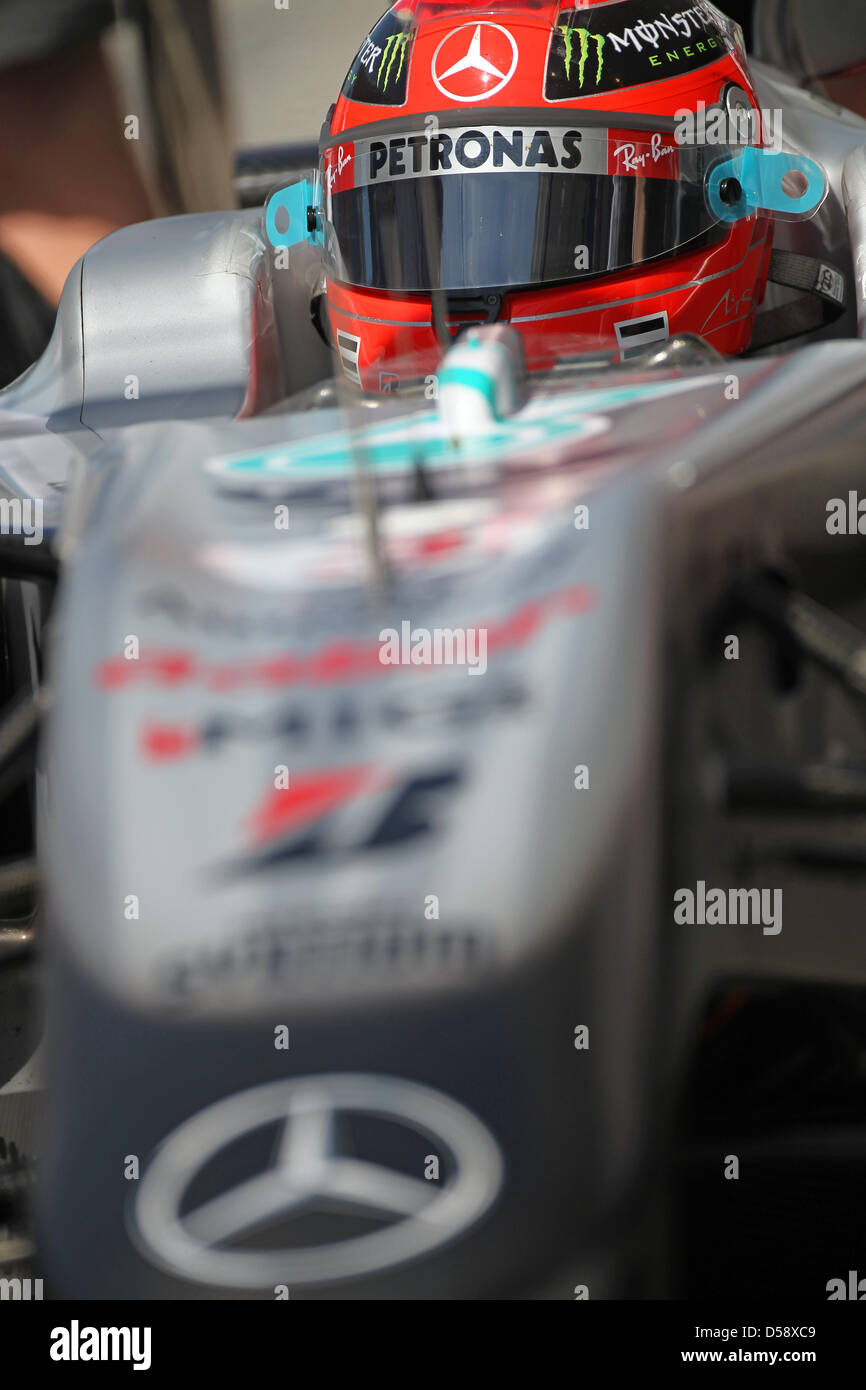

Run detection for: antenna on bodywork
[[338, 0, 444, 601], [349, 431, 390, 603]]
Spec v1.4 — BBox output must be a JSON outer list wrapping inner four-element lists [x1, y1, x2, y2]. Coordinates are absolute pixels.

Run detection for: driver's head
[[320, 0, 774, 390]]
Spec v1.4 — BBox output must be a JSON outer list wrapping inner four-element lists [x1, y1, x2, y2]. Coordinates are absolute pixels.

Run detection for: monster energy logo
[[377, 32, 410, 90], [558, 27, 606, 88]]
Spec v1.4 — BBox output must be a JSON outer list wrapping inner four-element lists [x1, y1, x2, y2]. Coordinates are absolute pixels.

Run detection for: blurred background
[[0, 0, 387, 388], [218, 0, 385, 148]]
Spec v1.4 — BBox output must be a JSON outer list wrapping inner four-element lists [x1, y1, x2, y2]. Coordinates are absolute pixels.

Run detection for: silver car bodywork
[[0, 62, 864, 1298]]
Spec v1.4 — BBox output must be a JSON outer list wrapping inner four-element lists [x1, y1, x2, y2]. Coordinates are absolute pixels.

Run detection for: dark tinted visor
[[322, 124, 731, 292]]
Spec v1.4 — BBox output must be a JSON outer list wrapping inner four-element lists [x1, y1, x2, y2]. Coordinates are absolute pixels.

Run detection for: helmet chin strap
[[748, 249, 847, 351]]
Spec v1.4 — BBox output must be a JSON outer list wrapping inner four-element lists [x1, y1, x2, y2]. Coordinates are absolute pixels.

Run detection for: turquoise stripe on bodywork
[[211, 378, 711, 482]]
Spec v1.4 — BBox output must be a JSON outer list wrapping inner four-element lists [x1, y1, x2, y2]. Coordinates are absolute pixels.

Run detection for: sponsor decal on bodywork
[[236, 763, 464, 865], [156, 905, 493, 1002], [94, 584, 599, 691], [132, 1075, 503, 1289], [140, 674, 530, 763]]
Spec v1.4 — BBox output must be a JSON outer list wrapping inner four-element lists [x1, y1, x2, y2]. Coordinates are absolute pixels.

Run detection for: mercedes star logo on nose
[[132, 1073, 504, 1289], [432, 22, 519, 103]]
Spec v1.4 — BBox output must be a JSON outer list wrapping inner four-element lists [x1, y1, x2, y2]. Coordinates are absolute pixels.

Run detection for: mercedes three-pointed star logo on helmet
[[431, 22, 519, 103]]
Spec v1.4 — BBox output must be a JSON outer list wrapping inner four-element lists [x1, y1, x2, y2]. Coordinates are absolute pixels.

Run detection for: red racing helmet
[[316, 1, 807, 390]]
